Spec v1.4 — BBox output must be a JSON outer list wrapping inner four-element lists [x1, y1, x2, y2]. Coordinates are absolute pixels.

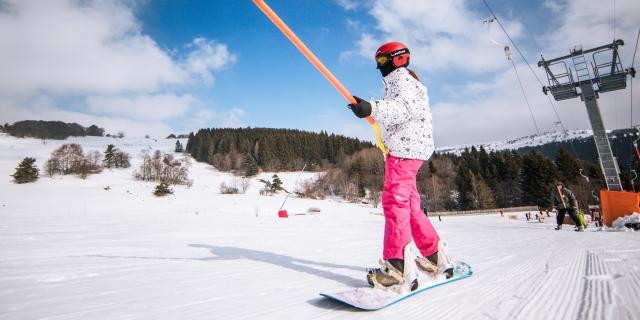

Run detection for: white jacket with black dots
[[369, 67, 434, 161]]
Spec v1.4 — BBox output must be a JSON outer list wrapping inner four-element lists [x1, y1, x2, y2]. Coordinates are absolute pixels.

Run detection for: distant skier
[[551, 181, 583, 231], [348, 42, 452, 289]]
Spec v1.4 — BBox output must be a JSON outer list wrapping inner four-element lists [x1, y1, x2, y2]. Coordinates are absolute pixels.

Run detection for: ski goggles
[[376, 49, 409, 66], [375, 55, 389, 65]]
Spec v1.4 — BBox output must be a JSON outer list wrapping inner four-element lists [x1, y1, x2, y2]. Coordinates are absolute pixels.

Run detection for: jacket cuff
[[370, 100, 380, 119]]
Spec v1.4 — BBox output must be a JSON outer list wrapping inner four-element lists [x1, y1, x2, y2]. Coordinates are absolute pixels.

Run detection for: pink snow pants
[[382, 154, 440, 260]]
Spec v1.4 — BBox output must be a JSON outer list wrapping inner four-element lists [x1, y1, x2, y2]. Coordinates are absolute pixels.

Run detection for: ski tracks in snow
[[462, 225, 639, 320]]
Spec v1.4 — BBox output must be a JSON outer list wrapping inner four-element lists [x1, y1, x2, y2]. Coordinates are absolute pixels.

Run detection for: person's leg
[[406, 160, 439, 257], [567, 208, 581, 227], [556, 208, 566, 226], [382, 155, 413, 260]]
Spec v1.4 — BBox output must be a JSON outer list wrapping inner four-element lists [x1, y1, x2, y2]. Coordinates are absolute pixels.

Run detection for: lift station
[[538, 39, 637, 225]]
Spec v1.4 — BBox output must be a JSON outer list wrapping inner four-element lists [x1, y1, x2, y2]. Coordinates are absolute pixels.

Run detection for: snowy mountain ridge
[[436, 130, 595, 155]]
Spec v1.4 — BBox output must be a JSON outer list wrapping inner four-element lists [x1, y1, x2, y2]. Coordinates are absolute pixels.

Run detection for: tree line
[[4, 120, 105, 140], [424, 147, 608, 211], [185, 127, 640, 212], [185, 127, 374, 173]]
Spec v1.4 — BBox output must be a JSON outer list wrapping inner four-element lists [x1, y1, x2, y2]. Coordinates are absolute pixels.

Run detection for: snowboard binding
[[367, 244, 419, 293], [415, 241, 454, 279]]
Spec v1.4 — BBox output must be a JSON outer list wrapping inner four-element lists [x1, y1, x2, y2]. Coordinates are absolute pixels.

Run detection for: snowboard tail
[[320, 261, 472, 310]]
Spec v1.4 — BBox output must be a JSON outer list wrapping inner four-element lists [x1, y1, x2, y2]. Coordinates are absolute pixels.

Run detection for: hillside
[[3, 120, 106, 140], [438, 129, 639, 168], [0, 134, 638, 319], [186, 127, 375, 172]]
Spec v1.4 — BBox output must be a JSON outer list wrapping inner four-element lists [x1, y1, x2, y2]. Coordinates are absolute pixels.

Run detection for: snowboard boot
[[575, 225, 584, 232], [415, 241, 454, 279], [554, 225, 562, 230], [367, 245, 419, 291], [367, 258, 405, 288]]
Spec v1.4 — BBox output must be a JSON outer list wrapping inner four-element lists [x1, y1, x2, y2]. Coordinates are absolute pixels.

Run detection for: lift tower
[[538, 39, 636, 191]]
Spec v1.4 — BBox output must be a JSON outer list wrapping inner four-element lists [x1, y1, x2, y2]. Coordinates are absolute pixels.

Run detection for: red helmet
[[375, 42, 410, 68]]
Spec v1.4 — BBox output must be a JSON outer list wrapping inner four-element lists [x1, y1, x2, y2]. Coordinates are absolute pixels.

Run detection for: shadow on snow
[[80, 244, 367, 289]]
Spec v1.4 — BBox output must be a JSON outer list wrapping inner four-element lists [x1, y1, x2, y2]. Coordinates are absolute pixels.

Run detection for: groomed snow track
[[1, 135, 639, 319]]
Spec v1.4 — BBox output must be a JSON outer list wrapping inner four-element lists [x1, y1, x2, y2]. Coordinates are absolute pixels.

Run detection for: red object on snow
[[278, 210, 288, 218]]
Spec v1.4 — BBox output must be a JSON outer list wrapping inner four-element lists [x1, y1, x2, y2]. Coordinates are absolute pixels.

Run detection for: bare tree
[[370, 189, 382, 208], [45, 144, 101, 178], [134, 149, 191, 185], [469, 172, 495, 210], [114, 151, 131, 168], [238, 178, 250, 193], [219, 182, 240, 194]]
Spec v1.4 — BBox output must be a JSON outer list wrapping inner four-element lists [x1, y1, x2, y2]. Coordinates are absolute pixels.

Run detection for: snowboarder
[[348, 42, 452, 289], [551, 181, 583, 231]]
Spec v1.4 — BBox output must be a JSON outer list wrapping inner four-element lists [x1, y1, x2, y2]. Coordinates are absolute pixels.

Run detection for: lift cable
[[481, 0, 579, 156], [510, 56, 541, 134], [631, 27, 639, 129]]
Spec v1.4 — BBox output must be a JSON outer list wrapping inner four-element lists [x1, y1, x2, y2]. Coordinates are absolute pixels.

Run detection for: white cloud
[[0, 96, 174, 137], [183, 38, 237, 86], [543, 0, 563, 13], [87, 94, 195, 121], [218, 108, 246, 128], [0, 0, 185, 95], [346, 0, 523, 74], [339, 33, 378, 62], [0, 0, 237, 137], [339, 122, 373, 143], [183, 109, 215, 133], [347, 0, 639, 147], [335, 0, 361, 11], [543, 0, 640, 63]]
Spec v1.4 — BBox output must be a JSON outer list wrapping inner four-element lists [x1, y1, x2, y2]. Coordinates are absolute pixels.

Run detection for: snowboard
[[320, 261, 472, 311]]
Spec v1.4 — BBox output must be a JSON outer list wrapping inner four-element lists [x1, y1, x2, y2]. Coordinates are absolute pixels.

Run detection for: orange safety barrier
[[600, 190, 640, 226]]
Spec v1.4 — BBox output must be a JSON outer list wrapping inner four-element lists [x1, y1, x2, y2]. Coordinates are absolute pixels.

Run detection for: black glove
[[348, 96, 371, 118]]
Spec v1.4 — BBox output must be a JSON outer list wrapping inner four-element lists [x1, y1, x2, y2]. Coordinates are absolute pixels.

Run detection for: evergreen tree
[[455, 167, 474, 210], [555, 148, 580, 184], [12, 157, 39, 183], [271, 174, 284, 192], [428, 160, 437, 175], [478, 146, 490, 178], [185, 132, 195, 153], [520, 152, 556, 207], [175, 140, 184, 153], [186, 127, 373, 171], [103, 144, 117, 168], [242, 153, 259, 177], [153, 182, 174, 196]]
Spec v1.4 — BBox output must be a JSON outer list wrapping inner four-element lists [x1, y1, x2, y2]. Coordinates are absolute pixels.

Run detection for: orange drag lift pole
[[252, 0, 388, 153]]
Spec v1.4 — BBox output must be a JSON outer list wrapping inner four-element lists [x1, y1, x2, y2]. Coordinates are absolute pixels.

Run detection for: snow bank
[[612, 212, 640, 229]]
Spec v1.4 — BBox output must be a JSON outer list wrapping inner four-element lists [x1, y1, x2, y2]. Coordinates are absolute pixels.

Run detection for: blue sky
[[1, 0, 638, 146]]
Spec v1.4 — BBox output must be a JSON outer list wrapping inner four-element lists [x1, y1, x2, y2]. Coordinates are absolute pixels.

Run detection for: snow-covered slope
[[437, 130, 593, 155], [1, 134, 639, 319]]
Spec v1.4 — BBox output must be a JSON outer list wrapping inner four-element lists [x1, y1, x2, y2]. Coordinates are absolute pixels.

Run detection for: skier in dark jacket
[[550, 181, 583, 231]]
